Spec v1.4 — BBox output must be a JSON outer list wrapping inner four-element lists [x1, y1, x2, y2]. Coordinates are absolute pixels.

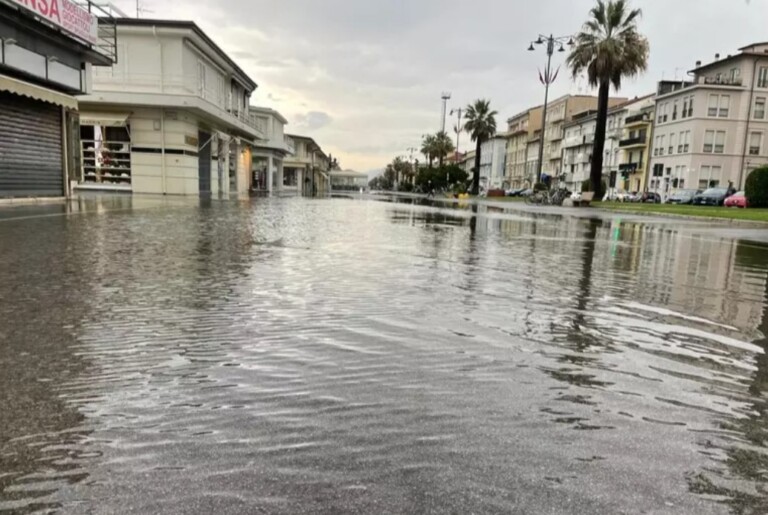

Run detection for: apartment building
[[505, 106, 542, 188], [561, 95, 654, 192], [649, 43, 768, 194], [479, 135, 508, 189], [77, 18, 262, 197], [541, 94, 627, 179], [0, 0, 115, 198], [250, 106, 294, 194], [284, 134, 330, 197]]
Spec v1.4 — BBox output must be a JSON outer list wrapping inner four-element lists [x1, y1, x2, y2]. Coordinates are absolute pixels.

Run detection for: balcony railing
[[619, 135, 647, 148], [625, 113, 650, 125], [701, 76, 743, 86], [619, 162, 643, 173]]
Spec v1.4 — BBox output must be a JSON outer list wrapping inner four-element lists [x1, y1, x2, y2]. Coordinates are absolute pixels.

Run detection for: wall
[[128, 107, 200, 195]]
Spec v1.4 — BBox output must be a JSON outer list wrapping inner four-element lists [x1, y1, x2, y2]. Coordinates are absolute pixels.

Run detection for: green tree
[[433, 131, 455, 168], [464, 99, 497, 195], [567, 0, 649, 196], [745, 167, 768, 207], [421, 134, 437, 168]]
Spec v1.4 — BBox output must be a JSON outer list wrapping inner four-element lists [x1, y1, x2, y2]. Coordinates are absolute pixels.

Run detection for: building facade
[[649, 44, 768, 195], [284, 134, 330, 197], [561, 95, 654, 192], [505, 106, 542, 188], [77, 19, 261, 197], [250, 106, 294, 194], [0, 0, 115, 198], [330, 169, 368, 190], [479, 135, 508, 189]]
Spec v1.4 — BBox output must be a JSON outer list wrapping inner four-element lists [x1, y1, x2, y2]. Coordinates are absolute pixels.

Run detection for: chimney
[[715, 53, 720, 60], [696, 60, 702, 67]]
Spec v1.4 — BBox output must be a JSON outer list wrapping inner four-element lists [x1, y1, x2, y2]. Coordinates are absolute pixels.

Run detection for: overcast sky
[[113, 0, 768, 172]]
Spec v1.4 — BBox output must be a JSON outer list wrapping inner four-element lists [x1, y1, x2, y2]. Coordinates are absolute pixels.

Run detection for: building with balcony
[[77, 18, 262, 197], [561, 95, 653, 192], [479, 134, 508, 189], [330, 169, 368, 190], [648, 44, 768, 195], [540, 94, 627, 180], [284, 134, 330, 197], [0, 0, 115, 198], [505, 106, 542, 188], [526, 130, 542, 185], [249, 106, 293, 194]]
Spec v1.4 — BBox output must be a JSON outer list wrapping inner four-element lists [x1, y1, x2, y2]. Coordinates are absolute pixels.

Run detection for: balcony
[[625, 113, 651, 127], [619, 162, 643, 173], [619, 135, 647, 148], [563, 133, 594, 148], [700, 76, 743, 87]]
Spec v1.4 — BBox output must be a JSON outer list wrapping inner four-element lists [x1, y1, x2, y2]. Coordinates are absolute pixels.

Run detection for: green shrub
[[745, 167, 768, 208], [533, 182, 548, 192], [581, 178, 607, 197]]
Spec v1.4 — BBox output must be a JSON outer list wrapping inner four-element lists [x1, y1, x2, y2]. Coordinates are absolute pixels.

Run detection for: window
[[755, 97, 766, 120], [659, 135, 665, 155], [669, 133, 676, 155], [682, 98, 688, 119], [708, 95, 718, 117], [683, 131, 691, 153], [718, 95, 730, 117], [714, 131, 725, 153], [197, 61, 206, 97], [687, 96, 694, 117], [730, 67, 740, 81], [758, 66, 768, 88], [750, 132, 763, 155], [672, 101, 678, 120], [703, 130, 714, 153]]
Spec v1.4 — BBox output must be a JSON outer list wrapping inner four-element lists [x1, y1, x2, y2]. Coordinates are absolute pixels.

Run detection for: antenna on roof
[[136, 0, 153, 17]]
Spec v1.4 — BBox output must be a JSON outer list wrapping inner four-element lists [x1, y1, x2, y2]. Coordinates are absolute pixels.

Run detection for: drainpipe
[[738, 57, 759, 189], [153, 26, 167, 194]]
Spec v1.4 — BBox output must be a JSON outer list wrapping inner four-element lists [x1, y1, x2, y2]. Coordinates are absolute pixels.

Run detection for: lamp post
[[440, 92, 451, 133], [528, 34, 573, 185]]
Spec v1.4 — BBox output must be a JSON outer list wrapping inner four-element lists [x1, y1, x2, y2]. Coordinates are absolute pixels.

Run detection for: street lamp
[[440, 92, 452, 134], [528, 34, 574, 185]]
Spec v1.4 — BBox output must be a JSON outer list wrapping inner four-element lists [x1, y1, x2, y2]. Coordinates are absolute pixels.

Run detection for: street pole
[[536, 37, 554, 186], [529, 33, 572, 186], [441, 92, 451, 133]]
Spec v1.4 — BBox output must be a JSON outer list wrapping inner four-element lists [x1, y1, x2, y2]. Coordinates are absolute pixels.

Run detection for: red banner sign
[[9, 0, 98, 45]]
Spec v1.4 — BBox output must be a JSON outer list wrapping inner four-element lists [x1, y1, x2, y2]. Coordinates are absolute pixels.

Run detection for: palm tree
[[464, 99, 497, 195], [567, 0, 649, 196], [421, 134, 437, 168], [433, 131, 455, 168]]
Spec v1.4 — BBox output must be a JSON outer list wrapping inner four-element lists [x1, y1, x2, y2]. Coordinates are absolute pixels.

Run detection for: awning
[[0, 75, 77, 109], [79, 112, 130, 127]]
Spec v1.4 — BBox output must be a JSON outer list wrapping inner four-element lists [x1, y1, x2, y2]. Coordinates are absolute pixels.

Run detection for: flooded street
[[3, 195, 768, 514]]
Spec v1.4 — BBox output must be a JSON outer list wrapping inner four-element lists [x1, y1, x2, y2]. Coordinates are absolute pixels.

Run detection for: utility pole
[[440, 92, 451, 134]]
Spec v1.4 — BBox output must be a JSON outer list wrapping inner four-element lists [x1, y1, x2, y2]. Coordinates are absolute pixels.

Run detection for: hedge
[[745, 166, 768, 208]]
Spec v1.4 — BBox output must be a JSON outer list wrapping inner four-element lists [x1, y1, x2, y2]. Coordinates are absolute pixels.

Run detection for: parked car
[[693, 187, 731, 206], [666, 189, 700, 205], [616, 191, 637, 202], [633, 192, 661, 203], [518, 188, 534, 197], [505, 188, 525, 197], [724, 191, 749, 208]]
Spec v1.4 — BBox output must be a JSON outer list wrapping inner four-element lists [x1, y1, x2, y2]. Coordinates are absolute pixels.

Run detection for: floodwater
[[2, 194, 768, 514]]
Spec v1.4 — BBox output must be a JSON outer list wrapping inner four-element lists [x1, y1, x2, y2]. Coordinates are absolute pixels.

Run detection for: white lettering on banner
[[9, 0, 98, 45]]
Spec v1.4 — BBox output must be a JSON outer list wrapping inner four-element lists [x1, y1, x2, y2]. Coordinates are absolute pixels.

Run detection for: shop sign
[[9, 0, 98, 45]]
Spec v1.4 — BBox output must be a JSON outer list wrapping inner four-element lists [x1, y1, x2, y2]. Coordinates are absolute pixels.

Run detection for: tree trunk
[[590, 79, 610, 197], [428, 155, 433, 169], [439, 155, 444, 168], [472, 138, 482, 195]]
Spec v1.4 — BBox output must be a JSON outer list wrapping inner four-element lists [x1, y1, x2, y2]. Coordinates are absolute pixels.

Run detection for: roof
[[506, 104, 543, 123], [330, 169, 367, 178], [286, 134, 327, 158], [114, 19, 257, 91], [249, 106, 288, 124]]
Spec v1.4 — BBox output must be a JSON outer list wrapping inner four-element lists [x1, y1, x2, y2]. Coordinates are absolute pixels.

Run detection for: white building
[[77, 18, 263, 197], [479, 135, 507, 189], [649, 44, 768, 194], [284, 134, 330, 197], [249, 106, 294, 194]]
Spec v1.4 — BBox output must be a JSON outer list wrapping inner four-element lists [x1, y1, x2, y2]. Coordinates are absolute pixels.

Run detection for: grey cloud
[[294, 111, 333, 131]]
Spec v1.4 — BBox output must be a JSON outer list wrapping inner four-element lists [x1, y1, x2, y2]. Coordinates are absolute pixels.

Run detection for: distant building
[[250, 106, 293, 194], [330, 169, 368, 190], [284, 134, 330, 197], [506, 106, 543, 188], [649, 43, 768, 194], [479, 135, 508, 189]]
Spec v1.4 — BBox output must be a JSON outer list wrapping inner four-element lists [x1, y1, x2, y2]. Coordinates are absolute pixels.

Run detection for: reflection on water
[[2, 195, 768, 513]]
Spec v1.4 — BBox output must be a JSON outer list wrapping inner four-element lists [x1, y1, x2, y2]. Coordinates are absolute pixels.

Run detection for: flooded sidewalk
[[2, 194, 768, 514]]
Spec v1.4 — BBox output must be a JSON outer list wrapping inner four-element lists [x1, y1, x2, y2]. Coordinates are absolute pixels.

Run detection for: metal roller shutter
[[0, 91, 63, 197]]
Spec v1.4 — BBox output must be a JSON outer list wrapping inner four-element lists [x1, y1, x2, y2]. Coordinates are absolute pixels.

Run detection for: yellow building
[[618, 101, 655, 192]]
